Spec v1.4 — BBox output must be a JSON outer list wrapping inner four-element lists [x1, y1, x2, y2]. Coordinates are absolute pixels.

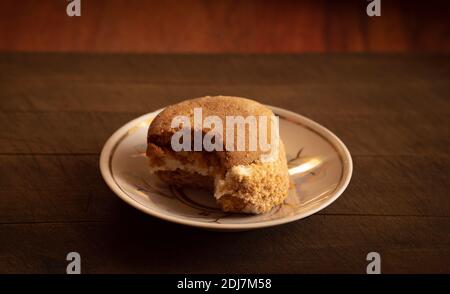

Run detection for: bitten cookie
[[146, 96, 289, 214]]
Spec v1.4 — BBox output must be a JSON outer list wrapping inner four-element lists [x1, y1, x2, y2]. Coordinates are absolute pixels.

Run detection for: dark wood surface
[[0, 53, 449, 273], [0, 0, 449, 53]]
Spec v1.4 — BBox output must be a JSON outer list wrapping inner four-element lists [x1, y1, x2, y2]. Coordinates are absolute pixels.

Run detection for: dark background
[[0, 0, 449, 274], [0, 0, 449, 53]]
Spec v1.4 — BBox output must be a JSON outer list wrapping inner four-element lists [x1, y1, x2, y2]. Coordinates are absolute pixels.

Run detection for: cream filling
[[149, 157, 254, 196], [213, 165, 253, 199], [149, 156, 259, 212], [148, 156, 212, 176]]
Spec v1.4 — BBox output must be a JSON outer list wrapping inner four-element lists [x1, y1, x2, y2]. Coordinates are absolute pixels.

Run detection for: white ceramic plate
[[100, 106, 352, 230]]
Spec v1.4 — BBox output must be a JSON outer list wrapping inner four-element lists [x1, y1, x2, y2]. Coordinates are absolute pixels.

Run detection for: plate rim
[[99, 105, 353, 230]]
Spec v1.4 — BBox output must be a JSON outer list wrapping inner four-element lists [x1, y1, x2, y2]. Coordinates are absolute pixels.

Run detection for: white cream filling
[[231, 165, 253, 177], [150, 157, 259, 212], [148, 156, 212, 176], [213, 165, 253, 200]]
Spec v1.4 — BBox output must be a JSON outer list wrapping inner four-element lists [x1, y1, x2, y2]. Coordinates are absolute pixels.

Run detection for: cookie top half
[[147, 96, 279, 168]]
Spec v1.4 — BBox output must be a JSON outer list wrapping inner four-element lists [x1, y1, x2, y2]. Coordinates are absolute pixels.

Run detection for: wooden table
[[0, 53, 449, 273]]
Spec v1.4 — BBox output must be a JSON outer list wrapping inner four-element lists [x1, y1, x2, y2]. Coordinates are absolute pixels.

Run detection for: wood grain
[[1, 54, 448, 84], [0, 53, 449, 273], [0, 111, 448, 157], [0, 0, 448, 53], [0, 216, 448, 273], [0, 155, 448, 225], [1, 80, 449, 115]]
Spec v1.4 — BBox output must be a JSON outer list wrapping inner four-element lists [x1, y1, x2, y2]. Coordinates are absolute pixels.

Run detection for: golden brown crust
[[215, 142, 289, 214], [147, 95, 275, 169]]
